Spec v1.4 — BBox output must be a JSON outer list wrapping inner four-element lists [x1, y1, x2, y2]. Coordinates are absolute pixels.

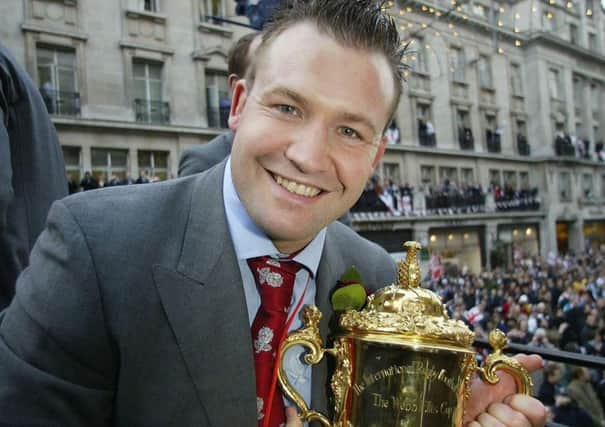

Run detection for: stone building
[[1, 0, 604, 271]]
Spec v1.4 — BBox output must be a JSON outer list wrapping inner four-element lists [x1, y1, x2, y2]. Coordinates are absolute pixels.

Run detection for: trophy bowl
[[278, 241, 532, 427]]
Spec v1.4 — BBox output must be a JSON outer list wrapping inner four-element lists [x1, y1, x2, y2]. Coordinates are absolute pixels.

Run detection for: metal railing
[[40, 89, 80, 116], [134, 99, 170, 124]]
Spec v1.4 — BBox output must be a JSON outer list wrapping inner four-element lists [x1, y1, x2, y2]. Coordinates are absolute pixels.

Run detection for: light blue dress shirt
[[222, 157, 327, 413]]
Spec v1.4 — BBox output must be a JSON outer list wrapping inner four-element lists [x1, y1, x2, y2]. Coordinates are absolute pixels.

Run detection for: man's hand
[[285, 406, 303, 427], [464, 354, 546, 427]]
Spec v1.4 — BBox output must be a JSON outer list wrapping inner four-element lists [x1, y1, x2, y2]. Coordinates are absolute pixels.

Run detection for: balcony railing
[[517, 135, 531, 156], [134, 99, 170, 124], [207, 107, 230, 129], [554, 135, 576, 156], [486, 130, 501, 153], [40, 89, 80, 116], [458, 127, 474, 150]]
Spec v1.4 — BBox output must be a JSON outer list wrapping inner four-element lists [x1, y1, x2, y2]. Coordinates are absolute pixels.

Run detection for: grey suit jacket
[[0, 160, 396, 426], [178, 132, 233, 177], [0, 43, 67, 310]]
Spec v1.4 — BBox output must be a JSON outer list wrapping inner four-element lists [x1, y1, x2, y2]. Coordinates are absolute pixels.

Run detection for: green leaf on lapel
[[331, 283, 366, 312]]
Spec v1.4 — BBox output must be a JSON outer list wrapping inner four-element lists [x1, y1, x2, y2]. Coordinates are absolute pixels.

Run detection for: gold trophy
[[278, 241, 532, 427]]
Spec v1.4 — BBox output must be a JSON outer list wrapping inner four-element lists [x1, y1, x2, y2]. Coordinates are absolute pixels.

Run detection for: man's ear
[[228, 79, 248, 131], [371, 135, 388, 168], [228, 73, 239, 92]]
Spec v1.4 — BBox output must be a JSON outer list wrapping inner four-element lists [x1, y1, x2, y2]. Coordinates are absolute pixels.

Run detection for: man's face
[[228, 22, 394, 253]]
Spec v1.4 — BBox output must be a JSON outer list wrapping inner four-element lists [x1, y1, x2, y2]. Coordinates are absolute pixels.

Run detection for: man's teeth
[[274, 175, 321, 197]]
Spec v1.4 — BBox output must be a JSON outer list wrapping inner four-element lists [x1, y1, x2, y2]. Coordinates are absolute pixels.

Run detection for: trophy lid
[[339, 241, 475, 348]]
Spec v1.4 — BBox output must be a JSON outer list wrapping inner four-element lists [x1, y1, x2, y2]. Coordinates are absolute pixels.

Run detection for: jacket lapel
[[311, 227, 347, 418], [153, 161, 256, 426]]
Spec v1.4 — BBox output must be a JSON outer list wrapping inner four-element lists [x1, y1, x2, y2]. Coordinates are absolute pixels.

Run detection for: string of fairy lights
[[380, 0, 597, 78]]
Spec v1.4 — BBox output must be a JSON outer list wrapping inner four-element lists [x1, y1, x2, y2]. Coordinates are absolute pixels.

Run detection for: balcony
[[418, 119, 436, 147], [554, 134, 576, 156], [486, 130, 501, 153], [40, 90, 80, 116], [207, 107, 229, 129], [517, 135, 531, 156], [458, 127, 474, 150], [134, 99, 170, 124]]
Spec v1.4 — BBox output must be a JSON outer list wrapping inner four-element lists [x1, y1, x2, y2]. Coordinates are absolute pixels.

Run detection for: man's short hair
[[247, 0, 407, 124], [227, 32, 258, 78]]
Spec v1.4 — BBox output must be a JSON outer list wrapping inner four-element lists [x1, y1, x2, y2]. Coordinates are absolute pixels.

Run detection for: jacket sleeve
[[0, 200, 116, 426], [178, 145, 213, 177], [0, 63, 13, 230]]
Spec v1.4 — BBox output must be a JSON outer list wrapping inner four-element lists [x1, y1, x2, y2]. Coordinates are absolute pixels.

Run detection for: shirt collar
[[223, 157, 326, 277]]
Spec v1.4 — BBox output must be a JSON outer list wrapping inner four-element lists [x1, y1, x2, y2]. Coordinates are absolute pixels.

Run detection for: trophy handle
[[278, 305, 333, 427], [476, 329, 533, 395]]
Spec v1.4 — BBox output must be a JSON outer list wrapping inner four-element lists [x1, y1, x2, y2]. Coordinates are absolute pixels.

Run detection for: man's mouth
[[273, 174, 321, 197]]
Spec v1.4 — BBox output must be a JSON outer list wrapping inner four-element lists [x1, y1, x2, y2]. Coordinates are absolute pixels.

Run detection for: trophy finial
[[397, 241, 422, 289]]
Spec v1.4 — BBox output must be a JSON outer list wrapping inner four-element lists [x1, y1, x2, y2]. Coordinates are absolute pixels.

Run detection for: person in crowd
[[567, 367, 605, 426], [0, 2, 545, 426], [66, 171, 78, 194], [135, 169, 150, 184], [80, 170, 99, 191], [0, 42, 67, 310]]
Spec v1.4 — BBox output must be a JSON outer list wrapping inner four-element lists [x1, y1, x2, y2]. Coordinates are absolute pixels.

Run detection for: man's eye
[[338, 127, 361, 139], [276, 104, 298, 115]]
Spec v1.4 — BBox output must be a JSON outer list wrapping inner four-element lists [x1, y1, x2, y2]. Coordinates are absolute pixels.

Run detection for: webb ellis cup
[[278, 241, 532, 427]]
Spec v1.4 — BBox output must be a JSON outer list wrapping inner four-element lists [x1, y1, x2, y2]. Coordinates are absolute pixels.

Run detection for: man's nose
[[285, 121, 331, 174]]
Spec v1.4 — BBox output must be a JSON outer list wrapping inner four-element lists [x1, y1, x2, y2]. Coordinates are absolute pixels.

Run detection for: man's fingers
[[486, 402, 532, 427], [476, 412, 507, 427], [503, 394, 547, 427], [285, 406, 303, 427], [513, 354, 544, 373]]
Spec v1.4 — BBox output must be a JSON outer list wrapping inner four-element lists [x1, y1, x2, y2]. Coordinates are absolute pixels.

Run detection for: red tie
[[248, 256, 303, 427]]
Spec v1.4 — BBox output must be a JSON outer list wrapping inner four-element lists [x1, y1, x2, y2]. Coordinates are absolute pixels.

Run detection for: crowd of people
[[66, 170, 164, 194], [351, 176, 541, 217], [425, 248, 605, 426]]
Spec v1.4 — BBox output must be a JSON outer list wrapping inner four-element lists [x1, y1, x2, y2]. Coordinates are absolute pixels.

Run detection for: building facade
[[1, 0, 604, 271]]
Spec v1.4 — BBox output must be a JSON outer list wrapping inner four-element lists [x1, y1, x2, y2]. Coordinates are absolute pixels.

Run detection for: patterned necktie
[[248, 256, 303, 427]]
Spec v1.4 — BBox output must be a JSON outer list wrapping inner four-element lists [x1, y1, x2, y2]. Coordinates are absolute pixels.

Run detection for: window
[[548, 69, 560, 99], [439, 167, 458, 186], [205, 71, 229, 128], [573, 77, 584, 110], [478, 55, 492, 89], [586, 0, 594, 17], [461, 168, 474, 185], [139, 0, 159, 12], [417, 103, 435, 146], [36, 45, 79, 115], [91, 148, 129, 183], [591, 84, 600, 116], [569, 24, 579, 44], [503, 171, 517, 189], [559, 172, 571, 201], [62, 146, 82, 184], [133, 60, 168, 123], [588, 33, 598, 51], [382, 162, 401, 184], [409, 38, 427, 73], [582, 173, 594, 198], [420, 165, 436, 188], [450, 47, 465, 83], [510, 63, 523, 97], [456, 108, 473, 149], [138, 150, 169, 181], [489, 169, 501, 187], [485, 113, 500, 153], [519, 171, 529, 189], [201, 0, 225, 24], [516, 119, 530, 155]]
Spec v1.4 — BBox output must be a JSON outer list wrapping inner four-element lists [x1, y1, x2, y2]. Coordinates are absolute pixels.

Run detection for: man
[[178, 32, 261, 177], [0, 1, 545, 426], [0, 42, 67, 310]]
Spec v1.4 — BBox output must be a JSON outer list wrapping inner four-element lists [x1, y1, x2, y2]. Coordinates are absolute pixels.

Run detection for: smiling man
[[0, 1, 545, 426]]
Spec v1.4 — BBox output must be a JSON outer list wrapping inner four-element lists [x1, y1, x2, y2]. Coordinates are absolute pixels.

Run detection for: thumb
[[285, 406, 303, 427]]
